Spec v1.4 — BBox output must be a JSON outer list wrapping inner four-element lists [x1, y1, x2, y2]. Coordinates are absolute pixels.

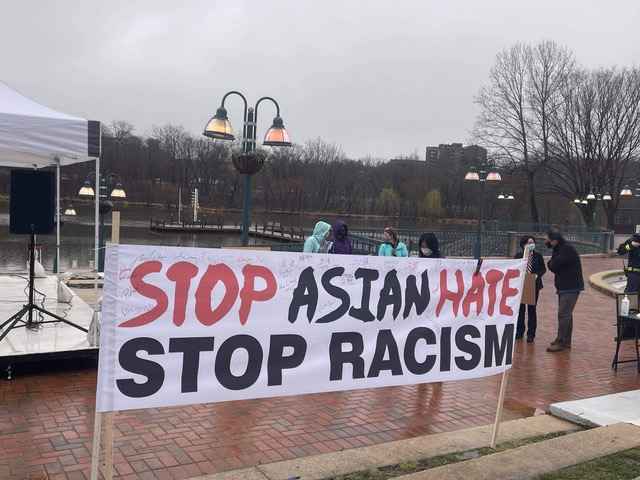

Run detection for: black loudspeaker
[[9, 169, 55, 235]]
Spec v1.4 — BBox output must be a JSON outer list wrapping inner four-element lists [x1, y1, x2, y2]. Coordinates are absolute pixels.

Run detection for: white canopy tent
[[0, 81, 101, 273]]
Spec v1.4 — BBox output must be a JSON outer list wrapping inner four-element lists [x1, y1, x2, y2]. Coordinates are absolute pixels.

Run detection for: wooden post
[[101, 412, 114, 479], [90, 211, 120, 480], [101, 211, 119, 478], [89, 407, 102, 480], [490, 370, 509, 448], [111, 211, 120, 244], [489, 243, 532, 448]]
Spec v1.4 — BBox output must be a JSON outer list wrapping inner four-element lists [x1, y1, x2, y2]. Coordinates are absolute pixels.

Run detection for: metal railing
[[348, 228, 612, 257], [490, 221, 606, 233], [2, 226, 606, 274]]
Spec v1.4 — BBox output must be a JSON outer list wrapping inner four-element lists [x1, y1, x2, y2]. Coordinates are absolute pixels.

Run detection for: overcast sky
[[2, 1, 639, 159]]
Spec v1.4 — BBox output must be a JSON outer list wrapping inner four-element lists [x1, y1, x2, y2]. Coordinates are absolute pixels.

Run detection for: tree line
[[1, 40, 637, 230], [475, 40, 640, 228], [0, 118, 569, 228], [2, 124, 477, 223]]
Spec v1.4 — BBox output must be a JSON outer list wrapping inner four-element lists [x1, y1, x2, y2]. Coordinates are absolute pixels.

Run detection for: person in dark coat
[[328, 220, 353, 255], [617, 233, 640, 293], [514, 235, 546, 343], [545, 230, 584, 352], [418, 233, 442, 258]]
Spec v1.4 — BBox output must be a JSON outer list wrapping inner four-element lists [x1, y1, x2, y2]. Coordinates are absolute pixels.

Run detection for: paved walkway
[[1, 257, 638, 480]]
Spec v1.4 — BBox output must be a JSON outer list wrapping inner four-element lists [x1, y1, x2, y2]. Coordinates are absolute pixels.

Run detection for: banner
[[96, 245, 525, 412]]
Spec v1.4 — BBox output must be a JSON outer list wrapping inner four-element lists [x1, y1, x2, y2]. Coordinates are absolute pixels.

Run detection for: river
[[0, 210, 277, 273], [0, 203, 421, 273]]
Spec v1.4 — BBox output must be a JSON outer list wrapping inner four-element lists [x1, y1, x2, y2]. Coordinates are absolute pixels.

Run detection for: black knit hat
[[546, 230, 564, 242]]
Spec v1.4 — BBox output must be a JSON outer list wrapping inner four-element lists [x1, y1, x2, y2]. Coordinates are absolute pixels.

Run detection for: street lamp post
[[620, 185, 640, 231], [574, 191, 613, 227], [465, 167, 502, 259], [63, 206, 77, 217], [497, 193, 515, 223], [621, 185, 634, 197], [203, 91, 292, 246], [79, 173, 126, 272]]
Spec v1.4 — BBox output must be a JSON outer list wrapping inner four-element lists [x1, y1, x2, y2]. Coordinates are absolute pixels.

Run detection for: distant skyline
[[2, 1, 639, 159]]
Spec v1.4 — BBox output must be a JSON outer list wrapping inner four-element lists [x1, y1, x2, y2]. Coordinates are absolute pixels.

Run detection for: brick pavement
[[1, 257, 638, 480]]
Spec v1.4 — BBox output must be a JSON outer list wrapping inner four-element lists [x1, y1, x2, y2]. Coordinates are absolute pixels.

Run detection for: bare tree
[[474, 40, 574, 224], [546, 67, 640, 227], [110, 121, 134, 140], [303, 138, 345, 211], [152, 124, 194, 185]]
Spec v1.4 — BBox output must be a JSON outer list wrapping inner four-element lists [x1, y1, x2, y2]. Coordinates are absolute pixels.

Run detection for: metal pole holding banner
[[90, 210, 119, 480], [490, 242, 532, 448]]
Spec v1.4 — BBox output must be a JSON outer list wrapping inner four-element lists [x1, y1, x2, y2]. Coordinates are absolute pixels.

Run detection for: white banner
[[96, 245, 525, 412]]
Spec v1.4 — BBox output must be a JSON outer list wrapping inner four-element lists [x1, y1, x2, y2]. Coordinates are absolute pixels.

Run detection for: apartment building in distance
[[425, 143, 487, 169]]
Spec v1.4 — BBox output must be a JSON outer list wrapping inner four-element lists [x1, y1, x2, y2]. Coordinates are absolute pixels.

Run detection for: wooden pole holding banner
[[101, 402, 115, 477], [90, 211, 119, 480], [490, 370, 509, 448], [101, 211, 119, 478], [490, 243, 532, 448], [111, 211, 120, 244], [89, 406, 102, 480]]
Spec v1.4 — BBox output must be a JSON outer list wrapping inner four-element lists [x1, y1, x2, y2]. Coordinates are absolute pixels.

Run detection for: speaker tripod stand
[[0, 232, 88, 344]]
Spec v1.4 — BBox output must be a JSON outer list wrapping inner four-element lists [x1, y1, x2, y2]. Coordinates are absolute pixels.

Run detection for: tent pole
[[95, 128, 101, 287], [55, 158, 61, 274]]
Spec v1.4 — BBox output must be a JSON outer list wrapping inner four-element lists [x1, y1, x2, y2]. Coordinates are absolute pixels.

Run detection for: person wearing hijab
[[515, 235, 546, 343], [303, 221, 331, 253], [378, 227, 408, 257], [329, 220, 353, 255], [418, 233, 442, 258]]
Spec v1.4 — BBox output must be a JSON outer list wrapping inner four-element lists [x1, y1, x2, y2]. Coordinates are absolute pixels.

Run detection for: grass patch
[[535, 447, 640, 479], [324, 431, 572, 480]]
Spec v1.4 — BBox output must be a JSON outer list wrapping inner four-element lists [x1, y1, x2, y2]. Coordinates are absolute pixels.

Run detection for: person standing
[[545, 231, 584, 352], [329, 220, 353, 255], [617, 233, 640, 293], [378, 227, 408, 257], [515, 235, 546, 343], [304, 221, 331, 253], [418, 233, 442, 258]]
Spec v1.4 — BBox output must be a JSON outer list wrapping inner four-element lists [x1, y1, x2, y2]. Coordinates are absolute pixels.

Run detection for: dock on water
[[149, 219, 306, 242]]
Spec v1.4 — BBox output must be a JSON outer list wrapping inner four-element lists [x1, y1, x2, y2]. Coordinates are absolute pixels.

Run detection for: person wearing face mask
[[304, 221, 332, 253], [545, 230, 584, 352], [418, 233, 442, 259], [514, 236, 546, 343], [378, 227, 408, 257], [617, 233, 640, 293]]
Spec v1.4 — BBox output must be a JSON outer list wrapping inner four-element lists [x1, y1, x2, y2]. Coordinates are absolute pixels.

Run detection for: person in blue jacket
[[378, 227, 408, 257], [304, 221, 332, 253]]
